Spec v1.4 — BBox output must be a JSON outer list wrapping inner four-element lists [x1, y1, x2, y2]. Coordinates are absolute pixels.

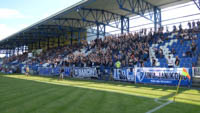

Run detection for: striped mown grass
[[0, 74, 200, 113]]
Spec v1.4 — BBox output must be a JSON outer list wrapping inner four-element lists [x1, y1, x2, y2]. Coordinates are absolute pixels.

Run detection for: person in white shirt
[[167, 56, 174, 68]]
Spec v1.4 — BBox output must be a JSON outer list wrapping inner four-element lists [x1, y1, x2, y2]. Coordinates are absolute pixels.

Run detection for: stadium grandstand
[[1, 0, 200, 113], [1, 0, 200, 85], [1, 0, 200, 86]]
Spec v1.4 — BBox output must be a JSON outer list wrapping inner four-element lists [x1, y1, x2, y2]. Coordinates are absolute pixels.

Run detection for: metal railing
[[192, 67, 200, 77]]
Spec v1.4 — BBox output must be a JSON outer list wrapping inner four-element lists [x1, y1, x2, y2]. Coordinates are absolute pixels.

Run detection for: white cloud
[[0, 8, 31, 40], [0, 8, 31, 19], [0, 24, 28, 41], [0, 24, 16, 40]]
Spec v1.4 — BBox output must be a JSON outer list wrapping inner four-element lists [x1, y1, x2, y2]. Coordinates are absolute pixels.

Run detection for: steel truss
[[54, 8, 130, 37], [193, 0, 200, 10], [54, 18, 105, 38], [2, 25, 87, 51], [116, 0, 161, 30]]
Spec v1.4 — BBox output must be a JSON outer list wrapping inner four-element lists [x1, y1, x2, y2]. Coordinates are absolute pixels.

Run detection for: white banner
[[193, 67, 200, 77], [74, 67, 98, 78]]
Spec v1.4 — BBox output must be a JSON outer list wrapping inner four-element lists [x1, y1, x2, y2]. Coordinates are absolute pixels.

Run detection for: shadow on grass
[[1, 75, 200, 113], [2, 73, 192, 92], [2, 74, 200, 104], [1, 75, 200, 111]]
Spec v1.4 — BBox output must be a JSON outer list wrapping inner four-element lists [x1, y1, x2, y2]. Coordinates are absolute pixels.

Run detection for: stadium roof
[[0, 0, 191, 49]]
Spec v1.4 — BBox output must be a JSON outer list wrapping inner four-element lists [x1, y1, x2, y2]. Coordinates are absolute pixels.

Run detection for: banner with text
[[113, 68, 135, 82], [74, 67, 98, 78], [135, 68, 191, 86], [38, 67, 71, 76]]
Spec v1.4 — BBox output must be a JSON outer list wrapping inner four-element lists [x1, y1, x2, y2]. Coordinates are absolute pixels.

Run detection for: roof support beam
[[154, 7, 161, 31], [193, 0, 200, 10], [116, 0, 161, 31], [77, 8, 127, 28], [77, 8, 129, 34], [54, 18, 106, 36], [36, 25, 90, 36], [55, 7, 130, 35], [2, 26, 87, 50]]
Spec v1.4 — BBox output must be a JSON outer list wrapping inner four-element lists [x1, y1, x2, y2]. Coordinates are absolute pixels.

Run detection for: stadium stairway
[[197, 55, 200, 66], [149, 44, 160, 66], [150, 33, 177, 67], [193, 54, 200, 87], [192, 76, 200, 87], [151, 33, 200, 68], [159, 35, 177, 64]]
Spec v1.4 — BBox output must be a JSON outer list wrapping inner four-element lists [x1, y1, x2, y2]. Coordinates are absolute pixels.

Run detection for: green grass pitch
[[0, 74, 200, 113]]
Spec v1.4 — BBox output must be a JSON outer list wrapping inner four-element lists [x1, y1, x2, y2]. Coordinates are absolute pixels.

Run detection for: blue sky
[[0, 0, 81, 40]]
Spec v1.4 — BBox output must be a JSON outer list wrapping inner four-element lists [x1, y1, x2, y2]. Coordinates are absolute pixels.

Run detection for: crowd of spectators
[[51, 32, 152, 68], [72, 32, 151, 67], [1, 30, 154, 69], [1, 20, 200, 72]]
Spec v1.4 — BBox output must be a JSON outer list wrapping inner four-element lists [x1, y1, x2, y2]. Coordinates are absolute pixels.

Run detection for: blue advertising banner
[[38, 67, 71, 76], [135, 68, 191, 86], [104, 68, 112, 80], [38, 67, 51, 76], [64, 67, 71, 76], [35, 66, 192, 86], [52, 67, 60, 75], [113, 68, 135, 82]]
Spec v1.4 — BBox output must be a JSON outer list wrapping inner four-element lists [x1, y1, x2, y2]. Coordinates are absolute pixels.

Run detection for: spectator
[[167, 56, 174, 68], [186, 51, 192, 58], [25, 65, 30, 76], [115, 61, 121, 68], [170, 48, 176, 55], [59, 65, 65, 80], [166, 26, 169, 33], [173, 25, 177, 32], [174, 56, 180, 68], [179, 23, 183, 33], [191, 41, 197, 56], [192, 21, 196, 29], [188, 21, 192, 29], [197, 20, 200, 30], [152, 57, 156, 67], [159, 49, 164, 58]]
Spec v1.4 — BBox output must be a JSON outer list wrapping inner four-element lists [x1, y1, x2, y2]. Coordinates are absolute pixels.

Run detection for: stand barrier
[[24, 66, 192, 86], [192, 67, 200, 77]]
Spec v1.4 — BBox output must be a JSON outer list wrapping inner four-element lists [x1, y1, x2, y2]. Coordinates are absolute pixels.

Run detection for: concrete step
[[193, 76, 200, 79], [192, 77, 200, 87], [192, 78, 200, 82], [192, 83, 200, 87]]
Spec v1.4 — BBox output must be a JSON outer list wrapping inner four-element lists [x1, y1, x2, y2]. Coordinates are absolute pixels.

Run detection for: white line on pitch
[[146, 100, 173, 113], [154, 98, 164, 104]]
